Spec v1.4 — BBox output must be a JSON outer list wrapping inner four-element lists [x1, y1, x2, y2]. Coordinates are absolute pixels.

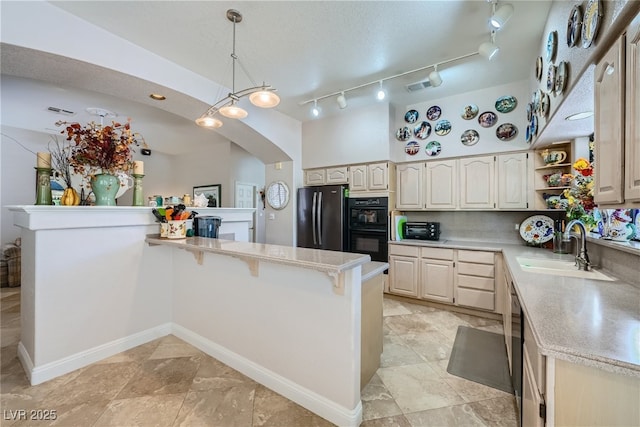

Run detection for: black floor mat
[[447, 326, 514, 394]]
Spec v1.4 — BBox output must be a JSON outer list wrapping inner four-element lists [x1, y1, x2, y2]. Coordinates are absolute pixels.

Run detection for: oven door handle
[[350, 228, 387, 233], [312, 191, 317, 245], [317, 191, 323, 246]]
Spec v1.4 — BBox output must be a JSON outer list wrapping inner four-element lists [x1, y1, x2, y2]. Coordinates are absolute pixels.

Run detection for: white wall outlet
[[515, 223, 520, 230], [268, 213, 275, 220]]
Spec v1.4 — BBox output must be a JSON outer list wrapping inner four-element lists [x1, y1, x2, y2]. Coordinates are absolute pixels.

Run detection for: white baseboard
[[19, 323, 171, 385], [171, 324, 363, 427]]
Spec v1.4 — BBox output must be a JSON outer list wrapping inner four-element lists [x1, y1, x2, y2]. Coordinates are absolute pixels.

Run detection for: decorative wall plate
[[478, 111, 498, 128], [413, 121, 431, 139], [425, 141, 442, 157], [404, 141, 420, 155], [546, 30, 557, 62], [405, 110, 419, 123], [461, 129, 480, 146], [526, 102, 533, 122], [461, 104, 479, 120], [496, 123, 518, 141], [434, 119, 451, 136], [535, 89, 543, 115], [541, 92, 550, 117], [567, 5, 582, 47], [426, 106, 442, 121], [582, 0, 602, 48], [525, 124, 532, 144], [530, 115, 538, 136], [495, 95, 517, 113], [536, 56, 543, 81], [546, 64, 556, 92], [396, 126, 411, 141], [555, 61, 568, 94], [519, 215, 554, 244]]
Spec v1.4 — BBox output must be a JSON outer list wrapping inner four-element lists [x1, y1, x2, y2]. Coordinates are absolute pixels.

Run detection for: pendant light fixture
[[195, 9, 280, 128]]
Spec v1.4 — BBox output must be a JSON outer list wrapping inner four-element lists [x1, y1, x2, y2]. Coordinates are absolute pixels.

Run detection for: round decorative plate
[[541, 92, 550, 117], [434, 119, 451, 136], [546, 63, 556, 92], [478, 111, 498, 128], [535, 56, 543, 81], [546, 30, 557, 62], [461, 104, 479, 120], [396, 126, 411, 141], [495, 95, 517, 114], [461, 129, 480, 146], [405, 110, 419, 123], [413, 121, 431, 139], [526, 102, 533, 122], [582, 0, 602, 48], [425, 141, 442, 157], [496, 123, 518, 141], [525, 124, 532, 144], [530, 115, 538, 136], [426, 106, 442, 121], [535, 89, 543, 115], [519, 215, 554, 244], [555, 61, 568, 94], [404, 141, 420, 155], [567, 5, 582, 47]]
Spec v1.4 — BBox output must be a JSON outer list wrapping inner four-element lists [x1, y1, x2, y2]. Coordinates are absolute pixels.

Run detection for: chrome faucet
[[563, 219, 590, 271]]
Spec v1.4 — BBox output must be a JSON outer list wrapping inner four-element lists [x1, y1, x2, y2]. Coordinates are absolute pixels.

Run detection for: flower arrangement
[[61, 119, 142, 177], [563, 157, 596, 229]]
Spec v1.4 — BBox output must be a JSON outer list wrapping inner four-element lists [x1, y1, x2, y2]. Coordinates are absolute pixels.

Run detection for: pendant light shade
[[490, 3, 514, 29], [479, 41, 500, 60], [195, 9, 279, 128]]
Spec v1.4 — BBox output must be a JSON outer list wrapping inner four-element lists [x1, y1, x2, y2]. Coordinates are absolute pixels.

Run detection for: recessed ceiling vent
[[406, 79, 432, 92], [47, 106, 75, 116]]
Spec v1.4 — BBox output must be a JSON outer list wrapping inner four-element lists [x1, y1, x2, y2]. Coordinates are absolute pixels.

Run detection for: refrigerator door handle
[[317, 191, 323, 246], [312, 191, 318, 245]]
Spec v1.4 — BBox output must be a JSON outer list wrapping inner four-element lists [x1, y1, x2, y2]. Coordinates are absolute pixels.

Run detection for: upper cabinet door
[[368, 162, 389, 191], [594, 35, 626, 205], [396, 163, 424, 209], [459, 156, 495, 209], [304, 169, 326, 186], [349, 164, 367, 192], [325, 166, 349, 185], [425, 160, 458, 209], [625, 13, 640, 202], [497, 153, 529, 209]]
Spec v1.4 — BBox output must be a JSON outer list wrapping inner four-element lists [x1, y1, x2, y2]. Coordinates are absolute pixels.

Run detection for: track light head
[[336, 92, 348, 109], [311, 100, 321, 118], [376, 81, 386, 101], [479, 41, 500, 60], [490, 3, 513, 29], [428, 66, 443, 87]]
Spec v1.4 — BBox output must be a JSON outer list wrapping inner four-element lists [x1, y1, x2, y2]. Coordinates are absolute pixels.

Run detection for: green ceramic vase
[[90, 173, 119, 206]]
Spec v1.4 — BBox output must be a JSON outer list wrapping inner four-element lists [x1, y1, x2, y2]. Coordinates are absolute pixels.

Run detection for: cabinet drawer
[[458, 250, 494, 264], [457, 274, 495, 291], [524, 317, 546, 391], [388, 244, 419, 257], [420, 247, 454, 260], [456, 288, 495, 311], [458, 262, 495, 278]]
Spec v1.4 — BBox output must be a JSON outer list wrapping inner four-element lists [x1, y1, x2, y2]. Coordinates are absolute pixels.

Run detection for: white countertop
[[390, 239, 640, 377], [361, 261, 389, 282], [146, 236, 371, 275]]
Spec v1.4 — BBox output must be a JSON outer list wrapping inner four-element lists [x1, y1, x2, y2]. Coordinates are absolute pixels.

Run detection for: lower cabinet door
[[523, 350, 545, 427], [420, 259, 454, 303], [389, 255, 419, 297]]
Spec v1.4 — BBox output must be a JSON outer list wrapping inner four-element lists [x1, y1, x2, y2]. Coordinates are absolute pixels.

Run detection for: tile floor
[[1, 288, 517, 426]]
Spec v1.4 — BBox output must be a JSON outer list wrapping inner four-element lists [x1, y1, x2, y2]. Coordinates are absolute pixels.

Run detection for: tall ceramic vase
[[90, 173, 119, 206]]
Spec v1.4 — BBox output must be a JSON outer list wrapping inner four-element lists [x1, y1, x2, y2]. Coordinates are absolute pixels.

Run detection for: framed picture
[[193, 184, 221, 207]]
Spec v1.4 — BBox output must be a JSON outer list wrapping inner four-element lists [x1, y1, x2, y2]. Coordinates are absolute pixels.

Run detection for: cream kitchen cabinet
[[419, 247, 454, 303], [388, 245, 419, 297], [304, 166, 349, 186], [425, 159, 458, 209], [625, 12, 640, 202], [497, 152, 530, 209], [459, 156, 495, 209], [304, 168, 327, 186], [396, 162, 424, 209], [455, 250, 495, 311], [350, 162, 393, 193]]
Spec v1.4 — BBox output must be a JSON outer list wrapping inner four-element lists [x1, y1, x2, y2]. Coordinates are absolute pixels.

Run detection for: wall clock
[[266, 181, 290, 210]]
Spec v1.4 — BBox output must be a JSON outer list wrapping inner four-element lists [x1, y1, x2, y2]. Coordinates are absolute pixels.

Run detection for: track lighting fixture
[[311, 100, 321, 118], [195, 9, 280, 129], [479, 31, 500, 60], [376, 81, 386, 101], [428, 65, 443, 87], [490, 3, 514, 30], [336, 92, 347, 109]]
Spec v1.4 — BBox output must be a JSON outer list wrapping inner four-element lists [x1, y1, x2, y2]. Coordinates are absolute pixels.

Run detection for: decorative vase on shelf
[[90, 173, 119, 206]]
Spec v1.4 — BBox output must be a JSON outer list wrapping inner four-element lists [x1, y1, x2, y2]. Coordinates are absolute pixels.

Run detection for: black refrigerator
[[297, 185, 347, 251]]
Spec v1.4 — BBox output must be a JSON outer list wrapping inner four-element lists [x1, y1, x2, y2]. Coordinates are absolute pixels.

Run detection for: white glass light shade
[[195, 116, 223, 128], [428, 69, 443, 87], [336, 93, 347, 109], [249, 89, 280, 108], [490, 4, 514, 29], [219, 104, 248, 119], [479, 41, 499, 60]]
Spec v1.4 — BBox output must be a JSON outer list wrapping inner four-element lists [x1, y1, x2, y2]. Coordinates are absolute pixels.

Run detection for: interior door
[[235, 182, 257, 242]]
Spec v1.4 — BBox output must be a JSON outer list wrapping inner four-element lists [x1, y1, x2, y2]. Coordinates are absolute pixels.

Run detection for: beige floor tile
[[11, 400, 110, 427], [93, 394, 185, 427], [149, 336, 204, 360], [443, 374, 512, 403], [383, 298, 413, 317], [190, 355, 256, 392], [377, 363, 465, 413], [172, 385, 256, 427], [361, 374, 403, 421], [116, 356, 200, 399], [467, 396, 518, 427], [360, 414, 412, 427], [403, 402, 488, 427], [1, 328, 21, 348], [399, 330, 455, 362], [380, 335, 424, 368], [384, 313, 439, 336], [97, 339, 161, 365], [251, 384, 334, 427]]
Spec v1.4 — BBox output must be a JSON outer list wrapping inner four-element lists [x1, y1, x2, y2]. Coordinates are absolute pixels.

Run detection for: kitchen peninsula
[[9, 206, 381, 427]]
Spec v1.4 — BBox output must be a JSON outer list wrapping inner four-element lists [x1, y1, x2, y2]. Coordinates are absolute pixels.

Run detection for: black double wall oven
[[347, 197, 388, 263]]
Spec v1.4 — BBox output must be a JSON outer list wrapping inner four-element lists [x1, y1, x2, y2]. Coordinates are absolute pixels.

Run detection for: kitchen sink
[[516, 257, 615, 281]]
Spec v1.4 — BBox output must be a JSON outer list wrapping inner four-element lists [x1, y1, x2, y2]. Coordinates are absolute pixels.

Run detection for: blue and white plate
[[405, 110, 419, 123]]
